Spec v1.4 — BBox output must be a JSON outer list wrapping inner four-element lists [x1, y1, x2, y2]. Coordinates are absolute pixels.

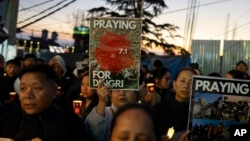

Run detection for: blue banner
[[141, 55, 191, 80]]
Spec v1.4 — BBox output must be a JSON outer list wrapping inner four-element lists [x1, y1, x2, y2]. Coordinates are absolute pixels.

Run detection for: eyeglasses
[[162, 77, 171, 80]]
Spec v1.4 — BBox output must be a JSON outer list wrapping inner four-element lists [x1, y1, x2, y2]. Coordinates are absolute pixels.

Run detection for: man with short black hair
[[0, 59, 21, 108], [23, 53, 36, 69], [236, 60, 248, 73], [0, 64, 86, 141], [235, 60, 250, 79]]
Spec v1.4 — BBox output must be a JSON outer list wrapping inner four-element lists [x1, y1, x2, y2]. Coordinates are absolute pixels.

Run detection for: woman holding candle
[[75, 72, 99, 121], [152, 67, 173, 102], [138, 67, 172, 106], [153, 68, 196, 140]]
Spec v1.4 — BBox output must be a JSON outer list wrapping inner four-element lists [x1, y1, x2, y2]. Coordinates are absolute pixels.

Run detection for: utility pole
[[136, 0, 144, 18], [219, 13, 230, 75], [5, 0, 19, 45], [232, 23, 237, 40], [224, 13, 230, 41]]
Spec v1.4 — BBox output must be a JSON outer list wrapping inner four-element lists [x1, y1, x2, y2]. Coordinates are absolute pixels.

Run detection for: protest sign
[[89, 17, 142, 90], [189, 76, 250, 141]]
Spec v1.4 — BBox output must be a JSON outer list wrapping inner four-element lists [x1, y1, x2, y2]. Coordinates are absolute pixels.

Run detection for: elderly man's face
[[19, 72, 56, 115]]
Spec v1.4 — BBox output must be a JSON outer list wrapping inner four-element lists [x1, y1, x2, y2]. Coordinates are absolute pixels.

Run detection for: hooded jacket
[[49, 55, 76, 90], [49, 55, 67, 76]]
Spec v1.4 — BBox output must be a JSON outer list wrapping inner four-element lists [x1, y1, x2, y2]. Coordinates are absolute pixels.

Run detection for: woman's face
[[111, 90, 137, 108], [173, 70, 194, 102], [158, 72, 171, 89], [110, 108, 156, 141], [81, 75, 96, 99], [53, 63, 64, 76]]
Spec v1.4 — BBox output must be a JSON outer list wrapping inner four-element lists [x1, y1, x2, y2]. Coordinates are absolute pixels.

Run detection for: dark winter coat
[[0, 104, 86, 141], [153, 93, 189, 136]]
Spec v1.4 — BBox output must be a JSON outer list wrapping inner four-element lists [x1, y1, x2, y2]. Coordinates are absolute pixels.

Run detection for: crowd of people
[[0, 53, 249, 141]]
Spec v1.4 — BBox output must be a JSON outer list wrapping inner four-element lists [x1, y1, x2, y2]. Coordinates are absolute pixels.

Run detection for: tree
[[86, 0, 189, 55]]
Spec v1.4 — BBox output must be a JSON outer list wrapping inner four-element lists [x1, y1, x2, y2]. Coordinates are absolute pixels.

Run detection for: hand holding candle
[[73, 100, 82, 114], [9, 92, 16, 101], [167, 127, 175, 139], [146, 83, 155, 94]]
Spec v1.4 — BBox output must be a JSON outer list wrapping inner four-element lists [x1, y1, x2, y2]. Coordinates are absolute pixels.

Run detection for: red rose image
[[94, 31, 134, 73]]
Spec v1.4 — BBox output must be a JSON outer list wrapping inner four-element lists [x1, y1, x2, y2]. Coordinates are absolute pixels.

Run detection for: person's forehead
[[112, 90, 135, 94], [178, 70, 193, 77], [82, 76, 89, 81], [53, 63, 61, 66], [237, 63, 247, 67], [118, 109, 152, 125], [164, 72, 171, 76], [6, 63, 18, 67], [25, 57, 35, 61], [21, 72, 46, 79]]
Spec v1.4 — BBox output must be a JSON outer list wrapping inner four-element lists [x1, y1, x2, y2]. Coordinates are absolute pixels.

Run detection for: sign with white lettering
[[89, 17, 142, 90], [188, 76, 250, 141]]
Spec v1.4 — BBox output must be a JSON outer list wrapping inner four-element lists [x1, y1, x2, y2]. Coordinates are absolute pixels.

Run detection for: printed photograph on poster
[[89, 17, 142, 90], [188, 76, 250, 141]]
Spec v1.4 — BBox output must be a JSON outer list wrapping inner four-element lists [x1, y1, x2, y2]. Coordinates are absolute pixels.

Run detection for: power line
[[19, 3, 25, 9], [18, 0, 68, 24], [19, 0, 56, 12], [35, 21, 72, 26], [161, 0, 230, 15], [231, 8, 250, 24], [235, 25, 250, 39], [19, 0, 77, 29], [210, 8, 250, 40], [212, 21, 250, 39], [18, 7, 71, 25]]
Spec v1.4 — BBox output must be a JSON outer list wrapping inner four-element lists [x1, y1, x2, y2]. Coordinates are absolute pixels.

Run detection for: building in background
[[73, 25, 89, 53]]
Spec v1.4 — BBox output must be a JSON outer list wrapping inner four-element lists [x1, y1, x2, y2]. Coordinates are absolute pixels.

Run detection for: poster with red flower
[[89, 17, 142, 90]]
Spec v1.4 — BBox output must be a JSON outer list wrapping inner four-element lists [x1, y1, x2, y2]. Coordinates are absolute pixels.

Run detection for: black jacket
[[153, 94, 189, 135], [154, 87, 173, 102], [0, 104, 86, 141], [0, 74, 17, 105]]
